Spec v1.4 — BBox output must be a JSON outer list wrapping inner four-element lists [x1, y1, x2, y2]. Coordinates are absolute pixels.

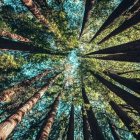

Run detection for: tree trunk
[[0, 37, 42, 52], [94, 52, 140, 62], [34, 0, 49, 11], [109, 101, 140, 140], [33, 0, 53, 22], [67, 104, 74, 140], [128, 0, 140, 15], [0, 37, 68, 56], [86, 39, 140, 55], [22, 0, 61, 38], [0, 31, 31, 42], [79, 0, 96, 38], [21, 0, 49, 27], [82, 106, 91, 140], [37, 92, 62, 140], [107, 118, 121, 140], [105, 71, 140, 95], [99, 10, 140, 44], [0, 74, 59, 140], [0, 69, 50, 102], [90, 71, 140, 114], [82, 85, 105, 140], [90, 0, 136, 42], [117, 69, 140, 75]]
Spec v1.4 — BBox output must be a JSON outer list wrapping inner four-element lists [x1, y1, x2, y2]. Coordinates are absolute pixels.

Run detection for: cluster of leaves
[[0, 53, 24, 72]]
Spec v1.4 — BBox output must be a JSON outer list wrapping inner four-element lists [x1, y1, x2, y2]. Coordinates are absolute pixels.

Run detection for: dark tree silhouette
[[90, 71, 140, 114], [94, 52, 140, 62], [86, 39, 140, 55], [99, 10, 140, 44], [128, 0, 140, 14], [79, 0, 96, 38], [107, 118, 121, 140], [67, 104, 74, 140], [109, 101, 140, 140], [90, 0, 137, 42], [105, 71, 140, 95], [82, 84, 105, 140], [0, 37, 68, 55], [117, 69, 140, 75], [82, 106, 91, 140]]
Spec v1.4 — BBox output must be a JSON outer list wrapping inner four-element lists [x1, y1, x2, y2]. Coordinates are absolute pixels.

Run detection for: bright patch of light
[[64, 50, 79, 87]]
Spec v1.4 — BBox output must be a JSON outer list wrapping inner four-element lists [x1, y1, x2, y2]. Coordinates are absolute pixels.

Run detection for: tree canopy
[[0, 0, 140, 140]]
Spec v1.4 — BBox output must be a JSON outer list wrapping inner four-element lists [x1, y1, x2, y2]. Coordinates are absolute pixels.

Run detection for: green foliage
[[0, 0, 140, 139], [0, 53, 24, 72]]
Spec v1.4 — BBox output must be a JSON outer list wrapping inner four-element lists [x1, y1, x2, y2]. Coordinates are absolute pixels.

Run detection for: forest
[[0, 0, 140, 140]]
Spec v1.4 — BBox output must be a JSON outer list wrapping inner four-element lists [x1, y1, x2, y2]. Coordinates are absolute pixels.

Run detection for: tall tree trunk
[[0, 37, 68, 56], [34, 0, 49, 11], [105, 71, 140, 95], [90, 71, 140, 113], [0, 74, 59, 140], [37, 92, 62, 140], [94, 52, 140, 62], [21, 0, 49, 27], [79, 0, 96, 38], [109, 101, 140, 140], [67, 104, 74, 140], [128, 0, 140, 15], [22, 0, 61, 38], [0, 31, 31, 42], [117, 69, 140, 75], [107, 118, 121, 140], [82, 85, 105, 140], [90, 0, 137, 42], [33, 0, 52, 19], [86, 39, 140, 55], [0, 37, 42, 52], [82, 106, 91, 140], [0, 69, 50, 102], [99, 10, 140, 44]]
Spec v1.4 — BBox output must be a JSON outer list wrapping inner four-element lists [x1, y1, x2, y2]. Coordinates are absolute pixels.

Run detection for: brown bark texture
[[0, 74, 59, 140]]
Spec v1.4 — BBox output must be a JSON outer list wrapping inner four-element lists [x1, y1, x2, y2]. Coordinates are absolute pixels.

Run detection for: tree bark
[[0, 37, 68, 56], [117, 69, 140, 75], [90, 0, 137, 42], [21, 0, 49, 27], [0, 74, 59, 140], [109, 101, 140, 140], [86, 39, 140, 55], [34, 0, 50, 12], [0, 69, 50, 102], [94, 52, 140, 62], [0, 31, 31, 42], [0, 37, 42, 52], [82, 106, 91, 140], [79, 0, 96, 38], [105, 71, 140, 95], [82, 85, 105, 140], [107, 118, 121, 140], [127, 0, 140, 16], [90, 71, 140, 114], [21, 0, 61, 38], [99, 10, 140, 44], [37, 92, 62, 140], [67, 104, 74, 140]]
